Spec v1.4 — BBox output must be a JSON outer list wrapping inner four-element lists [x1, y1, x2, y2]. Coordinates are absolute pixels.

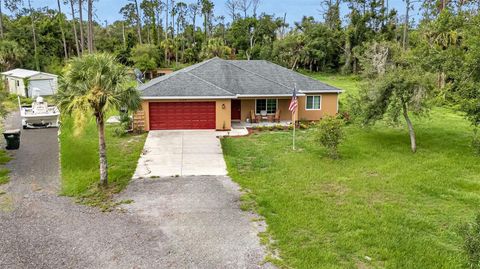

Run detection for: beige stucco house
[[2, 68, 58, 97], [134, 57, 342, 131]]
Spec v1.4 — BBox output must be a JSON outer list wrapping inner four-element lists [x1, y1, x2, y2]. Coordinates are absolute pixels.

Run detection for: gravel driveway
[[0, 112, 271, 269]]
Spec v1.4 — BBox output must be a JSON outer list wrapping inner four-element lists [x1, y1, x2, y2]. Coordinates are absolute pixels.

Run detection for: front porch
[[217, 120, 293, 137], [231, 120, 292, 129], [231, 98, 295, 124]]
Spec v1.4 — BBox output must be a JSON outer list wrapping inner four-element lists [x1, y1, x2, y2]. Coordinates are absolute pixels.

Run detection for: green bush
[[113, 111, 132, 137], [299, 123, 309, 129], [315, 116, 345, 159], [274, 124, 284, 130], [461, 213, 480, 269], [8, 94, 32, 106]]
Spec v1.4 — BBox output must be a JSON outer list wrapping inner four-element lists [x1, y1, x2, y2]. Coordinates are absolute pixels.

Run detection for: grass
[[301, 71, 362, 97], [0, 95, 17, 186], [221, 73, 480, 268], [0, 151, 11, 185], [59, 116, 147, 209]]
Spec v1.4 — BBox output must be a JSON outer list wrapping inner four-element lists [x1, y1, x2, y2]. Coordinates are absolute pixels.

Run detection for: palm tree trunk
[[134, 0, 143, 44], [87, 0, 94, 53], [28, 0, 39, 71], [0, 0, 4, 39], [78, 0, 85, 55], [97, 115, 108, 186], [402, 0, 410, 50], [70, 0, 80, 57], [122, 21, 126, 49], [57, 0, 68, 60], [204, 13, 207, 40], [402, 102, 417, 153], [192, 12, 196, 44], [165, 0, 169, 39]]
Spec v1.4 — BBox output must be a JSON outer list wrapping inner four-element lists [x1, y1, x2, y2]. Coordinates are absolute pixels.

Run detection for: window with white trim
[[306, 95, 321, 110], [255, 99, 277, 114]]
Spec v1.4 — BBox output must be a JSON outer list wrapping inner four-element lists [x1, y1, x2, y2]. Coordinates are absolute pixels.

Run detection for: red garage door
[[149, 102, 216, 130]]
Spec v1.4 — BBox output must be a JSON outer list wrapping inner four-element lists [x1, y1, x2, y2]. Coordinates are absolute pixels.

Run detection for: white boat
[[19, 96, 60, 129]]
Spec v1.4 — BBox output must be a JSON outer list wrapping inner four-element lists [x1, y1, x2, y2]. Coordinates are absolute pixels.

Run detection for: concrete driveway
[[134, 130, 227, 178]]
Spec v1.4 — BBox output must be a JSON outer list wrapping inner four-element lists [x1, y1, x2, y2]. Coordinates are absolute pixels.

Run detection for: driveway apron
[[134, 130, 228, 178]]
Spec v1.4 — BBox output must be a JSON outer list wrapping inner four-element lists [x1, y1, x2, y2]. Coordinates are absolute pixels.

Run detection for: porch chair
[[250, 110, 260, 123], [260, 110, 268, 121], [274, 109, 281, 123]]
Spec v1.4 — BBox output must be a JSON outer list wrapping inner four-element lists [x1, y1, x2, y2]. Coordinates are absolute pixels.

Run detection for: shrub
[[299, 123, 309, 129], [274, 124, 284, 130], [113, 111, 132, 137], [8, 94, 32, 106], [315, 116, 345, 159], [461, 212, 480, 269], [338, 111, 352, 124]]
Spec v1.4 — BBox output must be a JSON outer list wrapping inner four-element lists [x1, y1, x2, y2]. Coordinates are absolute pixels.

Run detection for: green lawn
[[302, 71, 361, 97], [59, 116, 146, 206], [222, 74, 479, 268], [0, 151, 11, 185]]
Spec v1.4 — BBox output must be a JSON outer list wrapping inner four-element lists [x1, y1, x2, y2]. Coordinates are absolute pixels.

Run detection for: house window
[[255, 99, 277, 114], [306, 95, 321, 110], [16, 80, 19, 87]]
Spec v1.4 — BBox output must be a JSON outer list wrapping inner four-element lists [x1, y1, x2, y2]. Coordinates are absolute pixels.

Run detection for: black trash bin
[[3, 129, 21, 150]]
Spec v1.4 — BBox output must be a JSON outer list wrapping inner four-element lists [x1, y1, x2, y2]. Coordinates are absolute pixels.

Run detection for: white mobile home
[[1, 69, 58, 97]]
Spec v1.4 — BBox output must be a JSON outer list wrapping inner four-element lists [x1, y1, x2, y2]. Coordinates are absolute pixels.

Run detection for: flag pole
[[292, 110, 296, 150], [289, 83, 298, 151]]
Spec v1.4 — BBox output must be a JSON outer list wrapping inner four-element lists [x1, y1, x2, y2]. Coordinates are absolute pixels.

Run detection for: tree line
[[0, 0, 477, 73]]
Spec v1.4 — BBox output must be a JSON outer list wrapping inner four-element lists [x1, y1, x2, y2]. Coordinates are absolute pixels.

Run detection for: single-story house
[[1, 68, 58, 97], [134, 57, 342, 131]]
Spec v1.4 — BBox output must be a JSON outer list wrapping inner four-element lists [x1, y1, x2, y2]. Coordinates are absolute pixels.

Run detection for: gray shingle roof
[[139, 57, 342, 98]]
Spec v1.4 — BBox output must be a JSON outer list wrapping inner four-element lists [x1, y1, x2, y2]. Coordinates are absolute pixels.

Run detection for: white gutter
[[301, 90, 344, 93], [236, 94, 305, 98], [141, 91, 343, 100]]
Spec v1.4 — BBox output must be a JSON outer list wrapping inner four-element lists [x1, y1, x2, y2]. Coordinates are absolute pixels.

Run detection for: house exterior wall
[[298, 93, 339, 121], [135, 94, 339, 131], [138, 99, 231, 131], [238, 94, 339, 122]]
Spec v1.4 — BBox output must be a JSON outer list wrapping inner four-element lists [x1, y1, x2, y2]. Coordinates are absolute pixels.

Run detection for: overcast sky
[[18, 0, 421, 26]]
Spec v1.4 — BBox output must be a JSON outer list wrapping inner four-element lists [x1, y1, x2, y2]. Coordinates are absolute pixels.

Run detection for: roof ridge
[[180, 57, 219, 73], [186, 72, 235, 96], [225, 60, 293, 91]]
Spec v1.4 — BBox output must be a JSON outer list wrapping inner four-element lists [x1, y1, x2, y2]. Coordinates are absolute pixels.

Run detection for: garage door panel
[[149, 102, 216, 130]]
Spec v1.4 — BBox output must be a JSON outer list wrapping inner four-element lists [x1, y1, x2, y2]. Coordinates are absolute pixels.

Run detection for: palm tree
[[57, 54, 141, 186]]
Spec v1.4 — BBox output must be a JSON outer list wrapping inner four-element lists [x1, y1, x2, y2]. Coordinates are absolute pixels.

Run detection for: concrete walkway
[[134, 130, 228, 178]]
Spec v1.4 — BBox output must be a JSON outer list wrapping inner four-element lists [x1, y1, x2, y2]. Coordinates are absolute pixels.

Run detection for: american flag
[[289, 85, 298, 112]]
